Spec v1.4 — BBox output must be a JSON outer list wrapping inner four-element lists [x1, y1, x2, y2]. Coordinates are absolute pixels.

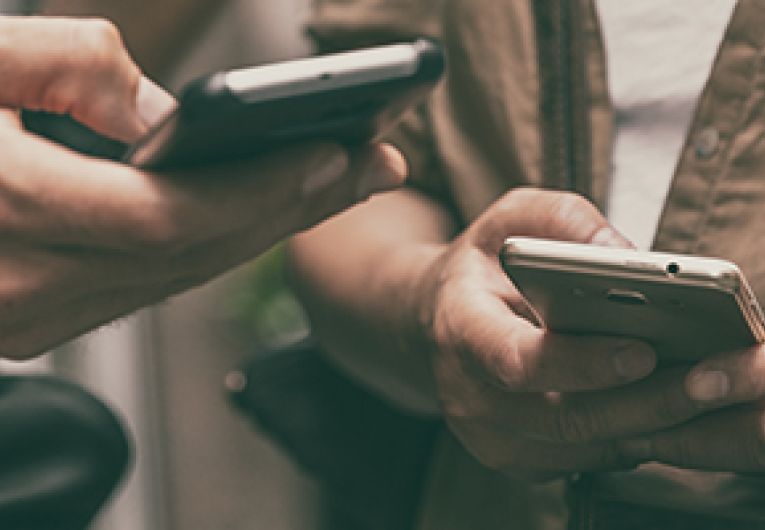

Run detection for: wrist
[[370, 242, 448, 409]]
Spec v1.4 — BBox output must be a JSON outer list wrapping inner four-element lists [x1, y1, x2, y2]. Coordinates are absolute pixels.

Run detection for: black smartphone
[[126, 39, 444, 170]]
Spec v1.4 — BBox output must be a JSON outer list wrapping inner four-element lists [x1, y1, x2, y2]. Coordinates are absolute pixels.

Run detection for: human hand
[[620, 345, 765, 472], [0, 16, 405, 359], [412, 188, 726, 481]]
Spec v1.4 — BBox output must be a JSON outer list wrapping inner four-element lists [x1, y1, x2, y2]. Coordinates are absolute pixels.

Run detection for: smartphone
[[500, 237, 765, 362], [126, 39, 444, 170]]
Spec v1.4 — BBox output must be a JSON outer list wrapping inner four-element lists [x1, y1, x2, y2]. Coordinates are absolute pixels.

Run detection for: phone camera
[[666, 262, 681, 276]]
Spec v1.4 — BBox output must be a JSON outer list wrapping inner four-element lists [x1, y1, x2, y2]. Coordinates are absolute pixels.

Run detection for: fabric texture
[[307, 0, 765, 528]]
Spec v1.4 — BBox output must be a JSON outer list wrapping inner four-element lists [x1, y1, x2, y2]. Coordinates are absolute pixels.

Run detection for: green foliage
[[229, 244, 310, 347]]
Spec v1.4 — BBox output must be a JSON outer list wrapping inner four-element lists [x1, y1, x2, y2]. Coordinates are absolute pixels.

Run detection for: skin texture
[[41, 0, 230, 80], [290, 187, 765, 478], [0, 15, 406, 359]]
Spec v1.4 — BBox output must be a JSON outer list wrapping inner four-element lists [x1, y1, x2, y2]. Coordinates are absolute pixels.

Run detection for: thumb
[[470, 188, 633, 255], [135, 76, 177, 129], [0, 16, 174, 142]]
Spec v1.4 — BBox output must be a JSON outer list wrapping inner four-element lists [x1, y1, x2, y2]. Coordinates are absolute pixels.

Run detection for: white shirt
[[597, 0, 736, 250]]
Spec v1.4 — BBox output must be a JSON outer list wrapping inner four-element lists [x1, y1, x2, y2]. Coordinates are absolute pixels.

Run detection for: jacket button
[[695, 127, 720, 159]]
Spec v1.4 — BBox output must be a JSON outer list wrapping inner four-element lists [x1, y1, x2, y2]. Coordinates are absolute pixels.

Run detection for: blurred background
[[0, 1, 325, 529]]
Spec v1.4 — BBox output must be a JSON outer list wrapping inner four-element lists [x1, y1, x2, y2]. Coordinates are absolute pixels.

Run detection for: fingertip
[[355, 143, 407, 199], [378, 143, 408, 185], [590, 226, 635, 249], [136, 76, 176, 129], [686, 367, 730, 404]]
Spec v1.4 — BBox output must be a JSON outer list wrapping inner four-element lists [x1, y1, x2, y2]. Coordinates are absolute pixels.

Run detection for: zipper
[[556, 0, 576, 191], [534, 0, 591, 195]]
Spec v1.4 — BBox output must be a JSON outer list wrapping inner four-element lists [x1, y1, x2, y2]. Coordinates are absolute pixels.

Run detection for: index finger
[[683, 344, 765, 410], [0, 16, 173, 141], [469, 188, 633, 256]]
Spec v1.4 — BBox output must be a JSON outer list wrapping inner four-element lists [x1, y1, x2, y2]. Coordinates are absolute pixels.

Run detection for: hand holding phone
[[6, 17, 409, 361]]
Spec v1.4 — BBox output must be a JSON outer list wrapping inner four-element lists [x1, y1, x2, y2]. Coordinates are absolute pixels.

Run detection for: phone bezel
[[501, 237, 765, 344], [223, 43, 422, 103], [127, 39, 444, 170]]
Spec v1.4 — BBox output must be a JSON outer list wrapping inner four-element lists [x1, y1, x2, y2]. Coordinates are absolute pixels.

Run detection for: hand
[[620, 345, 765, 472], [412, 188, 726, 481], [0, 16, 405, 359]]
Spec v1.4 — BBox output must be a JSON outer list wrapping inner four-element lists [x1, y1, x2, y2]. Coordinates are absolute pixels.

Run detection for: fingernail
[[136, 76, 177, 128], [590, 226, 634, 249], [356, 146, 406, 199], [613, 344, 656, 380], [301, 147, 349, 197], [687, 370, 730, 403], [619, 438, 653, 461]]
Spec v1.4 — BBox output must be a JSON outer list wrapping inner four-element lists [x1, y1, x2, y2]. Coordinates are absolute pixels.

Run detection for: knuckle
[[551, 403, 600, 444], [544, 192, 590, 234], [35, 72, 76, 115], [458, 319, 528, 390], [504, 186, 544, 205], [39, 89, 70, 116], [552, 409, 588, 444], [489, 347, 529, 390], [83, 18, 123, 51], [54, 19, 134, 119], [137, 222, 185, 254], [116, 181, 199, 255], [651, 385, 696, 427], [126, 209, 187, 255], [80, 18, 130, 73]]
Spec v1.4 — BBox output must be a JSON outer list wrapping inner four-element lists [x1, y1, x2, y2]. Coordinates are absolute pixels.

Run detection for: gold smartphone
[[500, 237, 765, 362]]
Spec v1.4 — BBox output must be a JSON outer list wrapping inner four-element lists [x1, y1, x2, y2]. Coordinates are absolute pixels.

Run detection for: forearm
[[41, 0, 229, 79], [288, 189, 456, 415]]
